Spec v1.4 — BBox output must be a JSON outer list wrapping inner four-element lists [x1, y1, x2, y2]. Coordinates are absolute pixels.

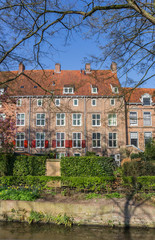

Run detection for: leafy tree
[[144, 139, 155, 161]]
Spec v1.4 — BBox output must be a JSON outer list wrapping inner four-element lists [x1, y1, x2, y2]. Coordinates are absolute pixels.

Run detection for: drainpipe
[[28, 97, 31, 153], [125, 99, 129, 145]]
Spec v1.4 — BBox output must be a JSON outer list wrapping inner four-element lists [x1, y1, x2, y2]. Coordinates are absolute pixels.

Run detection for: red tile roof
[[122, 87, 155, 103], [0, 69, 121, 97]]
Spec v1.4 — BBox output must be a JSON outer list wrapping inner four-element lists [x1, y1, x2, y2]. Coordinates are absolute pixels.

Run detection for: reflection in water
[[0, 222, 155, 240]]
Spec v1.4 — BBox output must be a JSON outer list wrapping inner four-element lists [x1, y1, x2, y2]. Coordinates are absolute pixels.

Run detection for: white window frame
[[0, 113, 6, 120], [91, 99, 96, 106], [36, 113, 45, 126], [63, 87, 74, 94], [37, 99, 43, 107], [92, 133, 101, 148], [129, 112, 138, 126], [143, 112, 151, 126], [72, 113, 82, 126], [72, 132, 82, 148], [130, 132, 138, 147], [16, 132, 25, 148], [36, 132, 45, 148], [0, 100, 2, 108], [56, 132, 65, 148], [110, 98, 115, 106], [108, 113, 117, 126], [56, 113, 65, 126], [73, 99, 78, 106], [141, 93, 152, 106], [92, 87, 98, 94], [16, 99, 22, 107], [16, 113, 25, 126], [144, 132, 152, 146], [55, 99, 60, 106], [108, 133, 117, 148], [112, 87, 118, 93], [56, 152, 66, 159], [92, 114, 101, 126]]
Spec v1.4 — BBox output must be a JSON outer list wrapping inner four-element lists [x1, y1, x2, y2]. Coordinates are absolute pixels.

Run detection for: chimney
[[18, 62, 25, 74], [55, 63, 61, 73], [85, 63, 91, 74], [111, 62, 117, 73]]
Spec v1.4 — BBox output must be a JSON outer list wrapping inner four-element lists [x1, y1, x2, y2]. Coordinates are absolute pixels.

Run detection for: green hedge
[[123, 176, 155, 191], [61, 176, 115, 192], [0, 153, 15, 176], [0, 176, 61, 189], [122, 160, 155, 177], [13, 155, 47, 176], [61, 156, 115, 177]]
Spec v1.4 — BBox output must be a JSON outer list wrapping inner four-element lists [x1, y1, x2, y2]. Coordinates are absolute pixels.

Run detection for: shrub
[[0, 153, 15, 176], [61, 176, 115, 192], [122, 160, 155, 177], [123, 176, 155, 192], [13, 155, 47, 176], [61, 156, 116, 177], [144, 139, 155, 161]]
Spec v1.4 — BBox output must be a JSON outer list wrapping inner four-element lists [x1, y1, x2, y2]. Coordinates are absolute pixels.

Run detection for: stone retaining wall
[[0, 199, 155, 227]]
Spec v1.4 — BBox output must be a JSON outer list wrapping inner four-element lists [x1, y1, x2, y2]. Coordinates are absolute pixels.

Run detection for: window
[[16, 132, 25, 148], [36, 113, 45, 126], [143, 112, 151, 126], [0, 113, 6, 120], [108, 133, 117, 148], [56, 132, 65, 148], [92, 86, 98, 94], [56, 113, 65, 126], [37, 99, 42, 106], [108, 113, 117, 126], [92, 133, 101, 148], [63, 87, 74, 94], [36, 132, 45, 148], [143, 97, 150, 106], [92, 114, 101, 126], [74, 153, 81, 156], [0, 88, 4, 95], [72, 113, 82, 126], [16, 113, 25, 126], [73, 99, 78, 106], [130, 112, 138, 126], [0, 100, 2, 107], [144, 132, 152, 146], [55, 99, 60, 106], [91, 99, 96, 106], [112, 86, 118, 93], [16, 99, 22, 106], [72, 132, 82, 148], [130, 132, 138, 147], [56, 153, 66, 159], [0, 133, 3, 146], [110, 99, 115, 106]]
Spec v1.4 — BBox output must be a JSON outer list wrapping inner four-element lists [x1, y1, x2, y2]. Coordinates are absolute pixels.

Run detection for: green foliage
[[130, 152, 145, 160], [123, 176, 155, 192], [85, 193, 102, 200], [0, 187, 40, 201], [0, 176, 61, 189], [61, 176, 115, 192], [122, 160, 155, 177], [28, 211, 73, 226], [0, 153, 15, 176], [105, 192, 124, 199], [13, 155, 47, 176], [144, 139, 155, 161], [61, 156, 115, 177], [86, 151, 96, 156]]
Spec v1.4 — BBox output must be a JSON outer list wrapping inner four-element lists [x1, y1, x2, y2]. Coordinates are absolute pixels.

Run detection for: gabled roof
[[122, 87, 155, 103], [0, 68, 121, 97]]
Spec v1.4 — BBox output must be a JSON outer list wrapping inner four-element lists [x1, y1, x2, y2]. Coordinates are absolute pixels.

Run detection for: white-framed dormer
[[63, 86, 74, 94], [140, 93, 152, 106], [91, 86, 98, 94], [111, 85, 119, 94]]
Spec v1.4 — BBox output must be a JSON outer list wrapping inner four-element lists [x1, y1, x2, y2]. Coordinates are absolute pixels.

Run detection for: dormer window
[[141, 93, 152, 106], [63, 87, 74, 94], [92, 86, 98, 94], [0, 88, 4, 95], [112, 87, 118, 93]]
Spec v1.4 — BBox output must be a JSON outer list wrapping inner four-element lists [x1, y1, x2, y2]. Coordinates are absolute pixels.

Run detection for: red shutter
[[12, 140, 16, 146], [45, 140, 49, 148], [65, 140, 69, 148], [82, 140, 86, 148], [24, 140, 28, 148], [69, 140, 72, 148], [52, 140, 56, 148], [67, 152, 70, 157], [31, 140, 36, 148]]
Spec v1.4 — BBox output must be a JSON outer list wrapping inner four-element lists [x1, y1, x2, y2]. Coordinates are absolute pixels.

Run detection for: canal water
[[0, 222, 155, 240]]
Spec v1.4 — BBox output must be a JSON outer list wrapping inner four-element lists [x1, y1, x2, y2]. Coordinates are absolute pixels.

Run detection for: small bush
[[0, 188, 40, 201], [123, 176, 155, 192]]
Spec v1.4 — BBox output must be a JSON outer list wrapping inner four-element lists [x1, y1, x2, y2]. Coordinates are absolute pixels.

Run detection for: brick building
[[0, 63, 154, 161]]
